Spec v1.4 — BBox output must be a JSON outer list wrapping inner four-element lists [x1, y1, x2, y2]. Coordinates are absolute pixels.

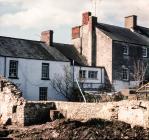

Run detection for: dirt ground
[[0, 119, 149, 139]]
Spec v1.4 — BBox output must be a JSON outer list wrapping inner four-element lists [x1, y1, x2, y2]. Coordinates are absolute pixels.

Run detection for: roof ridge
[[97, 22, 129, 30], [53, 42, 73, 46], [0, 36, 42, 43], [137, 26, 149, 30]]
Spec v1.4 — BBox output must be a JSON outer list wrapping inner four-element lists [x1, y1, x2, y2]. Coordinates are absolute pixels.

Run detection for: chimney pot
[[125, 15, 137, 29], [41, 30, 53, 46]]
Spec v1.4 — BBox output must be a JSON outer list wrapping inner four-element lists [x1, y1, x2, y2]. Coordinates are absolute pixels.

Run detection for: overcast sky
[[0, 0, 149, 43]]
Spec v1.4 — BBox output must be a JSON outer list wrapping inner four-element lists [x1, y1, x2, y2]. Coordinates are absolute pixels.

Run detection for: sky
[[0, 0, 149, 43]]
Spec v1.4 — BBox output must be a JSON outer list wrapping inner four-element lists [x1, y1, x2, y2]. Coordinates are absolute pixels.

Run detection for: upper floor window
[[142, 47, 147, 58], [123, 46, 129, 55], [79, 70, 86, 79], [39, 87, 48, 101], [42, 63, 49, 80], [9, 60, 18, 79], [122, 68, 129, 81], [88, 71, 98, 79]]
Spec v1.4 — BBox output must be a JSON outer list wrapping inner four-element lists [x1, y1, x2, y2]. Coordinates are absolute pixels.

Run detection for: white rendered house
[[0, 30, 105, 101], [0, 36, 70, 101]]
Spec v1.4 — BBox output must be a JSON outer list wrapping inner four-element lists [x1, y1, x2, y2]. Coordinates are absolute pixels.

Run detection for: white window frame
[[9, 60, 18, 79], [41, 63, 49, 80], [122, 68, 129, 81], [142, 47, 147, 58], [88, 71, 98, 79], [79, 70, 86, 79], [123, 46, 129, 55]]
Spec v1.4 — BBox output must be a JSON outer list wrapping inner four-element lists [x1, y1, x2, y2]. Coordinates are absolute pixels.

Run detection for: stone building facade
[[72, 12, 149, 91]]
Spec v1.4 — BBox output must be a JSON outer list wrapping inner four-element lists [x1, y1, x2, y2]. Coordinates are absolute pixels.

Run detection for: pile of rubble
[[0, 76, 22, 97], [0, 119, 148, 139], [0, 76, 25, 125]]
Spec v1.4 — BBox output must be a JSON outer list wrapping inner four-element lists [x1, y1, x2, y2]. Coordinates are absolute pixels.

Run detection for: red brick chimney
[[125, 15, 137, 29], [41, 30, 53, 46], [82, 12, 92, 25], [72, 26, 80, 39]]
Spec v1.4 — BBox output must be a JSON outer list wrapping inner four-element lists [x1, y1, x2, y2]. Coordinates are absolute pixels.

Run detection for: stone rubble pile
[[0, 76, 25, 125], [0, 76, 22, 97]]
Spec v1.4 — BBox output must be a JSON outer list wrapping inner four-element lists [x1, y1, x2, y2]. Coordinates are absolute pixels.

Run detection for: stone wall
[[96, 28, 113, 83], [55, 101, 149, 128], [14, 100, 149, 128]]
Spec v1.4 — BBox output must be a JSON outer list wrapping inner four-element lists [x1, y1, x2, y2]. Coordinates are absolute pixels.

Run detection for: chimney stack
[[82, 12, 92, 25], [41, 30, 53, 46], [125, 15, 137, 29], [72, 26, 80, 39]]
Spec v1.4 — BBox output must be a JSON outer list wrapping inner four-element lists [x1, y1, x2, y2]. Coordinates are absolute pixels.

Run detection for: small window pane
[[142, 47, 147, 57], [42, 63, 49, 79], [123, 46, 129, 55], [39, 87, 48, 101], [79, 70, 86, 78], [88, 71, 98, 79], [122, 68, 129, 80], [9, 60, 18, 78]]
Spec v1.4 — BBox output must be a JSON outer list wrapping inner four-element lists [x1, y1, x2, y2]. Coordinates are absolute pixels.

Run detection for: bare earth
[[0, 119, 149, 139]]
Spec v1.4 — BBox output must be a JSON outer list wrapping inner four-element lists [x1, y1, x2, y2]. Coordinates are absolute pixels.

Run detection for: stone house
[[72, 12, 149, 91]]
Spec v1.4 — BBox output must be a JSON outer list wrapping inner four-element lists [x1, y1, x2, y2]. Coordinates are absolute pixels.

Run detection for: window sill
[[142, 56, 147, 58], [122, 79, 129, 82], [41, 78, 50, 80], [123, 53, 129, 55], [88, 78, 98, 80], [79, 78, 86, 80], [8, 77, 19, 79]]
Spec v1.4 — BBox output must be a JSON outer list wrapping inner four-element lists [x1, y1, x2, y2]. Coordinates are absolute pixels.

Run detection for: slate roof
[[97, 23, 149, 46], [53, 43, 87, 66], [0, 36, 68, 61], [134, 26, 149, 38]]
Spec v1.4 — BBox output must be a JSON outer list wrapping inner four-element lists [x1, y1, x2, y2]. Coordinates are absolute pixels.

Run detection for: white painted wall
[[113, 80, 140, 91], [73, 66, 105, 90], [0, 56, 70, 101]]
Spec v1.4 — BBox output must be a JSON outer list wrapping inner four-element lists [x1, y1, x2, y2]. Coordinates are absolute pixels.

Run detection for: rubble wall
[[0, 76, 24, 125], [23, 101, 56, 125], [55, 101, 149, 128], [19, 100, 149, 128]]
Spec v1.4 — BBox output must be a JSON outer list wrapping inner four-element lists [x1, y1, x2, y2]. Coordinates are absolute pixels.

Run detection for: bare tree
[[133, 60, 148, 86], [50, 66, 73, 101]]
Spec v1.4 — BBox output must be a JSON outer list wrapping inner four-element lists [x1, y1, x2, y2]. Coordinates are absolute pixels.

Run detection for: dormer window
[[142, 47, 147, 58], [123, 46, 129, 55]]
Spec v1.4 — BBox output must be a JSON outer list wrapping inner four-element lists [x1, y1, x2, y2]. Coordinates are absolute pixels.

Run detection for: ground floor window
[[88, 71, 98, 79], [122, 68, 129, 80], [39, 87, 48, 100], [79, 70, 86, 79]]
